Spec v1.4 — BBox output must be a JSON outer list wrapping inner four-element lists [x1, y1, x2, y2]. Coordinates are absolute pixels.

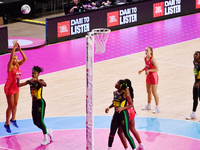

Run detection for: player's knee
[[33, 120, 39, 126], [7, 104, 14, 110]]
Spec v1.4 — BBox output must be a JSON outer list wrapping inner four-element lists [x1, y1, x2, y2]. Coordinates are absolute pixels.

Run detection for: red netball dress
[[4, 65, 21, 95], [126, 101, 136, 121], [127, 107, 136, 121], [145, 56, 159, 85]]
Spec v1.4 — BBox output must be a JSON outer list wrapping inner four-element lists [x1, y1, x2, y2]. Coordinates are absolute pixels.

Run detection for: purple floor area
[[0, 13, 200, 85]]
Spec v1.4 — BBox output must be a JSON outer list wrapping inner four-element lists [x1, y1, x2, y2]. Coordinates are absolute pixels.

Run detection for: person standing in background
[[186, 51, 200, 120], [138, 47, 160, 114]]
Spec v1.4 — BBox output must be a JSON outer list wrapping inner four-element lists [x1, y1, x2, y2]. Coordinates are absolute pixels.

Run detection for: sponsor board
[[107, 7, 137, 27], [57, 17, 90, 38], [153, 0, 181, 18]]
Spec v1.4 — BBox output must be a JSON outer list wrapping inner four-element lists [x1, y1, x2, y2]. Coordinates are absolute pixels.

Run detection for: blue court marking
[[0, 116, 200, 140]]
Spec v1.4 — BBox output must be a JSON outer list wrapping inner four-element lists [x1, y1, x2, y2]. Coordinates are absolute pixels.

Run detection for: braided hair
[[124, 79, 134, 99], [32, 66, 43, 74]]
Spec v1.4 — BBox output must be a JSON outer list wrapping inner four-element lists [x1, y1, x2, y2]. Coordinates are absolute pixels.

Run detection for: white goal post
[[86, 28, 111, 150]]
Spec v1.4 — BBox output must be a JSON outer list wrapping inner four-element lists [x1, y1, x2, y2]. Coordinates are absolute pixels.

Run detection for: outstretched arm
[[7, 40, 18, 72], [105, 91, 115, 113], [17, 43, 27, 66], [17, 78, 29, 87], [105, 103, 114, 113]]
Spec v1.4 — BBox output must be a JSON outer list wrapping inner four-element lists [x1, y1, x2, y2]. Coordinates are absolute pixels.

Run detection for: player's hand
[[12, 39, 18, 48], [195, 82, 200, 88], [116, 107, 123, 113], [145, 70, 149, 75], [138, 70, 143, 75], [105, 108, 109, 113], [30, 78, 37, 83]]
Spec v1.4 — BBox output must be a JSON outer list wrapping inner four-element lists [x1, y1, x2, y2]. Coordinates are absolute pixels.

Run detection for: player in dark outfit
[[17, 66, 53, 145], [105, 80, 136, 150], [186, 51, 200, 120]]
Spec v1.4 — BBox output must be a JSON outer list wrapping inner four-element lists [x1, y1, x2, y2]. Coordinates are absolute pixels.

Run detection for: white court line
[[0, 146, 13, 150], [126, 55, 193, 68]]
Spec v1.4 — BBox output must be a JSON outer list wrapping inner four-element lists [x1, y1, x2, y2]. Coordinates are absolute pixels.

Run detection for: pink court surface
[[0, 129, 200, 150], [0, 117, 200, 150], [1, 12, 200, 150]]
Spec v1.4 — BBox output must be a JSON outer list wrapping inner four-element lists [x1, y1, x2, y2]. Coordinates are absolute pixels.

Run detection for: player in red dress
[[4, 40, 27, 133], [138, 47, 160, 114]]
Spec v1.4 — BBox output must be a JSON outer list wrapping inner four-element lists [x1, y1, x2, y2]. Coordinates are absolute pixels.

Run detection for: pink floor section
[[0, 129, 200, 150]]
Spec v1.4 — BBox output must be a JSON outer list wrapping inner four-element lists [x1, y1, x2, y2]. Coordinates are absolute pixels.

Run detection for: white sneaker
[[186, 113, 196, 120], [41, 138, 50, 145], [47, 129, 53, 141], [136, 144, 145, 150], [142, 105, 151, 110], [152, 108, 160, 114]]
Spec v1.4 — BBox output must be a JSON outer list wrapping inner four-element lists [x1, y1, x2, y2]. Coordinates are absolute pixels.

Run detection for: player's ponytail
[[124, 79, 134, 99]]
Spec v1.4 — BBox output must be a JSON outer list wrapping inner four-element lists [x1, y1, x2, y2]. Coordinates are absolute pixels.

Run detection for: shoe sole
[[41, 142, 50, 145], [153, 111, 160, 114], [142, 108, 151, 110], [186, 117, 196, 120], [41, 140, 50, 145]]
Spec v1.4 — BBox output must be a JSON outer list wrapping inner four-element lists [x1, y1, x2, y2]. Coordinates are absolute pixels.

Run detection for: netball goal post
[[86, 28, 111, 150]]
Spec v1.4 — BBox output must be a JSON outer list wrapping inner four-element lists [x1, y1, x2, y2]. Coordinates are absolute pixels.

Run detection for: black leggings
[[193, 83, 200, 112], [108, 110, 136, 149], [32, 98, 47, 134]]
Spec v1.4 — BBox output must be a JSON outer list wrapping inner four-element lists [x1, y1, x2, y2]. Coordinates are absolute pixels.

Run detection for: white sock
[[192, 111, 196, 115], [155, 105, 159, 109], [147, 103, 151, 106], [125, 148, 129, 150], [108, 147, 112, 150]]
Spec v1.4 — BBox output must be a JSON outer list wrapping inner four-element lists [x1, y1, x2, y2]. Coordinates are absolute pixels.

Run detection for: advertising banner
[[46, 0, 200, 44]]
